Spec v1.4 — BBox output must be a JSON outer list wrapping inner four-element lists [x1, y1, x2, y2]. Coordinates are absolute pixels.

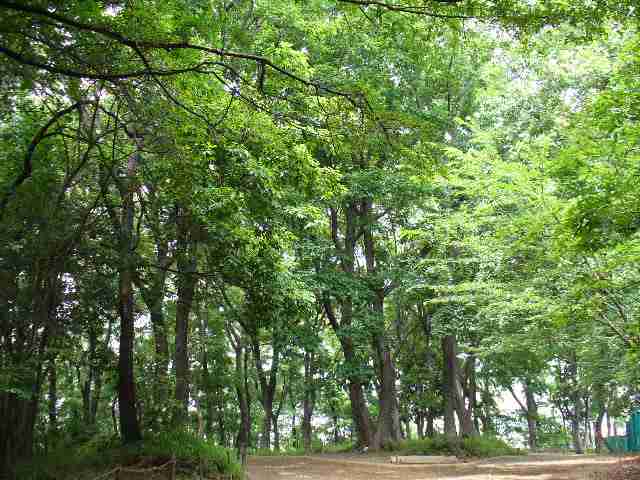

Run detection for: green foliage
[[385, 435, 522, 458], [16, 431, 241, 480]]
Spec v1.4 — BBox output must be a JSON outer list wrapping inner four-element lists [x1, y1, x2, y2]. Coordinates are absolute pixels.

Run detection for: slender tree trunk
[[416, 411, 425, 439], [48, 359, 57, 437], [137, 247, 170, 424], [329, 400, 340, 444], [323, 205, 373, 448], [460, 355, 478, 437], [117, 146, 142, 444], [173, 208, 197, 426], [234, 344, 250, 466], [442, 335, 458, 439], [594, 409, 605, 453], [302, 350, 316, 453], [404, 418, 412, 439], [524, 382, 538, 451], [273, 381, 287, 452], [372, 331, 401, 448], [252, 337, 279, 450], [426, 410, 435, 437], [585, 396, 592, 449], [571, 397, 585, 454], [363, 201, 400, 449]]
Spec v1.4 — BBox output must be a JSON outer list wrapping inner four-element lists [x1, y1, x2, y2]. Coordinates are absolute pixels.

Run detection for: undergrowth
[[251, 440, 354, 456], [16, 430, 242, 480], [384, 435, 522, 458]]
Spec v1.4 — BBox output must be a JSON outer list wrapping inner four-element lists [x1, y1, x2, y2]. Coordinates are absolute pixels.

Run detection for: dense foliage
[[1, 1, 639, 478]]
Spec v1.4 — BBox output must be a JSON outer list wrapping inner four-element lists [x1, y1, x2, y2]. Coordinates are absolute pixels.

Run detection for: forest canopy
[[1, 0, 639, 478]]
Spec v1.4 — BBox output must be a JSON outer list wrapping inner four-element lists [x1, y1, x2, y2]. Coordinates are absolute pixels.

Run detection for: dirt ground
[[247, 453, 623, 480]]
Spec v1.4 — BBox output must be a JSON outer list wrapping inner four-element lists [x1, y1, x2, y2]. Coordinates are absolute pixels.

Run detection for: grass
[[384, 435, 523, 458], [251, 436, 519, 459], [251, 440, 354, 456], [16, 430, 242, 480]]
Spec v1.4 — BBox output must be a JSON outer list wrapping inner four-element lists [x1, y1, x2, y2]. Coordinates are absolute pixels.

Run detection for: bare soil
[[247, 453, 623, 480]]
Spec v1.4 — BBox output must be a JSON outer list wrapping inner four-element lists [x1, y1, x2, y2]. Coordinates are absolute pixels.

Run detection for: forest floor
[[247, 452, 625, 480]]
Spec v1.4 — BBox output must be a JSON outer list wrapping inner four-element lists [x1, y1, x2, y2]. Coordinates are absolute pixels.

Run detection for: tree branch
[[0, 100, 94, 220]]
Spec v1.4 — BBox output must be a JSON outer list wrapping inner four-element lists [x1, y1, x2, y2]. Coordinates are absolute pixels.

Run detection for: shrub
[[386, 435, 521, 458], [16, 430, 242, 480]]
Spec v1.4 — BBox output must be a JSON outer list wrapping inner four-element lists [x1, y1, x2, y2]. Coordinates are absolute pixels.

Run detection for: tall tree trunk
[[233, 344, 250, 467], [442, 335, 458, 439], [567, 356, 584, 454], [173, 207, 197, 426], [508, 381, 538, 450], [571, 414, 584, 454], [136, 241, 171, 424], [251, 336, 279, 450], [416, 411, 425, 439], [404, 418, 412, 439], [48, 359, 57, 437], [524, 383, 538, 451], [426, 410, 435, 438], [117, 143, 142, 444], [459, 354, 478, 437], [479, 380, 496, 435], [363, 200, 400, 450], [323, 205, 373, 448], [594, 409, 605, 453], [273, 380, 287, 452], [302, 350, 316, 453], [1, 263, 61, 476], [585, 396, 593, 449]]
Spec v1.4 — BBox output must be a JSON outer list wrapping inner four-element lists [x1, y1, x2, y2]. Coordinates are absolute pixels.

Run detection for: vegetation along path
[[247, 454, 620, 480]]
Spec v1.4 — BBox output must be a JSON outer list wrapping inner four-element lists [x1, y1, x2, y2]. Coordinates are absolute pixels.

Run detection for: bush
[[386, 435, 522, 458], [321, 440, 354, 454], [16, 430, 242, 480], [141, 430, 242, 478]]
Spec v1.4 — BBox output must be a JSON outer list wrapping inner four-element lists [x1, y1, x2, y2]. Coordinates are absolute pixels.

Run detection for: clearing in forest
[[247, 453, 621, 480]]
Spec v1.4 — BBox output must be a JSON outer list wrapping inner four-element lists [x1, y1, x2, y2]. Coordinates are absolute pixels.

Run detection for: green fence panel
[[605, 435, 628, 453], [629, 411, 640, 452]]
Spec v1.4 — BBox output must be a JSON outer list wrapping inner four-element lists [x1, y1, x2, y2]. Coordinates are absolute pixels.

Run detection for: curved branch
[[0, 100, 94, 220], [337, 0, 473, 18], [0, 1, 360, 104]]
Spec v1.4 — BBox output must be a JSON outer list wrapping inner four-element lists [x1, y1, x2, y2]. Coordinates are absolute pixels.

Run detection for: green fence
[[605, 435, 628, 453], [604, 411, 640, 453]]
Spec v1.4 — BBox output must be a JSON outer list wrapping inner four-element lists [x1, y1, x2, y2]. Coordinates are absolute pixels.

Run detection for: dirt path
[[247, 453, 622, 480]]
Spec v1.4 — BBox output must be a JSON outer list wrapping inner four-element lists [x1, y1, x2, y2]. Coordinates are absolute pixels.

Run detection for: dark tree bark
[[233, 345, 251, 466], [363, 199, 401, 449], [508, 381, 538, 450], [416, 410, 425, 439], [302, 350, 317, 453], [251, 336, 280, 449], [329, 294, 372, 448], [426, 410, 435, 437], [524, 382, 538, 450], [48, 359, 58, 436], [116, 143, 142, 444], [228, 320, 251, 466], [442, 335, 458, 439], [173, 207, 198, 426], [567, 357, 584, 454], [273, 378, 288, 452], [458, 354, 477, 437], [0, 259, 61, 476], [136, 237, 171, 424], [322, 205, 372, 448], [594, 408, 606, 453]]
